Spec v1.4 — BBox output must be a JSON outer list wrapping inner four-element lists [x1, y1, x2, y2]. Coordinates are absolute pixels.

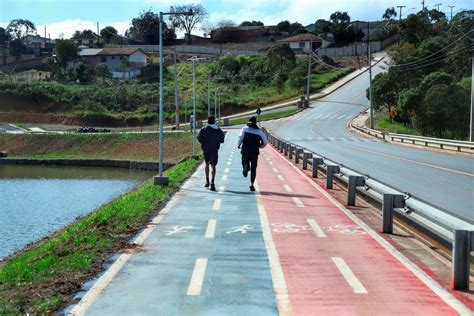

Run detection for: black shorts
[[204, 150, 219, 165]]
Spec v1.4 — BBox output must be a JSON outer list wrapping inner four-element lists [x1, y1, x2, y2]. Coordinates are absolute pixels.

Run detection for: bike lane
[[73, 130, 279, 315], [255, 145, 471, 315]]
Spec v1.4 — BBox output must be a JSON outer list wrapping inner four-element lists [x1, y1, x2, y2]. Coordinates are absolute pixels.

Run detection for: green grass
[[229, 108, 301, 126], [375, 117, 421, 135], [0, 158, 198, 314]]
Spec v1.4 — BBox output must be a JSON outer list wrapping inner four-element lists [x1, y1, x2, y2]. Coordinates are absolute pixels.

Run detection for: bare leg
[[205, 162, 210, 185], [211, 164, 216, 183]]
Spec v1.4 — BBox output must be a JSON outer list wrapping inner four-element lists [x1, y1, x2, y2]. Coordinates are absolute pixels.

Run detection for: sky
[[0, 0, 472, 39]]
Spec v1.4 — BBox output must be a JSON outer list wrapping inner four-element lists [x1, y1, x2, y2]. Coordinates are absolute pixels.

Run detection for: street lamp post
[[154, 9, 193, 186]]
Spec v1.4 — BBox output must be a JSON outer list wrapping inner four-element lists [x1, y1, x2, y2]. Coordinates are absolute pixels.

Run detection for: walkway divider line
[[205, 220, 217, 239], [212, 198, 222, 210], [222, 174, 228, 181], [277, 175, 284, 181], [283, 184, 293, 192], [254, 182, 293, 316], [218, 186, 225, 193], [307, 218, 326, 238], [186, 258, 208, 296], [268, 145, 473, 314], [332, 257, 368, 294], [67, 163, 205, 316], [292, 197, 305, 208], [272, 168, 279, 173]]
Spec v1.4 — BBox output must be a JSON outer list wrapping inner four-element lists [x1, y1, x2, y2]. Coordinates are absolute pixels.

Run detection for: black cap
[[248, 116, 257, 124], [208, 116, 216, 124]]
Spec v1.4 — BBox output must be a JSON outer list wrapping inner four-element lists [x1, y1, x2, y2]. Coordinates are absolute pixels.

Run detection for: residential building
[[22, 34, 55, 56], [72, 33, 100, 47], [210, 25, 285, 43], [278, 33, 329, 53]]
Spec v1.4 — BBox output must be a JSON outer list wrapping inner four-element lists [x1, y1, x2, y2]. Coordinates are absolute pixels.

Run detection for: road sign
[[256, 108, 262, 115]]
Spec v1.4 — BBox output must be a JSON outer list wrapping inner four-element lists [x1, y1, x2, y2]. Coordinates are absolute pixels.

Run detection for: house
[[78, 47, 147, 78], [351, 20, 391, 40], [278, 33, 329, 53], [210, 25, 285, 43], [22, 34, 55, 57], [73, 33, 100, 47]]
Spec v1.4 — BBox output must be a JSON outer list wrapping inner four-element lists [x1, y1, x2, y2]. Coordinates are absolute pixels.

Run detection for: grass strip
[[0, 158, 198, 315], [375, 117, 420, 135], [229, 108, 301, 126]]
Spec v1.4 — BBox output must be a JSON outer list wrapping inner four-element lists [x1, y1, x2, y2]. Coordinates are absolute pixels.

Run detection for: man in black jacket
[[197, 116, 225, 191], [238, 116, 268, 191]]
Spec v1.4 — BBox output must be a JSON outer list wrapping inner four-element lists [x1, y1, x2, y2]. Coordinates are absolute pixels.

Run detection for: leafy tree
[[418, 71, 454, 93], [398, 13, 433, 44], [0, 27, 11, 45], [240, 21, 264, 27], [329, 11, 350, 24], [8, 39, 27, 57], [276, 20, 291, 33], [72, 29, 95, 39], [6, 19, 36, 39], [215, 19, 237, 29], [126, 10, 175, 45], [169, 4, 209, 44], [43, 56, 60, 79], [369, 72, 398, 112], [267, 43, 296, 74], [100, 26, 118, 44], [95, 63, 111, 83], [382, 7, 397, 20], [288, 66, 307, 90], [70, 63, 95, 82], [290, 22, 307, 34], [328, 11, 362, 45], [396, 88, 422, 123], [312, 19, 332, 34], [273, 72, 287, 92], [54, 39, 77, 68]]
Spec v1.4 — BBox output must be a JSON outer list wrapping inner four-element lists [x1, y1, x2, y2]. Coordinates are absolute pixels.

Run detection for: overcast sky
[[0, 0, 471, 39]]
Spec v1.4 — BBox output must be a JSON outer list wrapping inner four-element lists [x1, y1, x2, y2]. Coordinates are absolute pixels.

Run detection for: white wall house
[[278, 33, 328, 53]]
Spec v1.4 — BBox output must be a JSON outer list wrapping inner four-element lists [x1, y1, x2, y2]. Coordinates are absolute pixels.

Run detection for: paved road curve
[[68, 131, 472, 315], [265, 64, 474, 221]]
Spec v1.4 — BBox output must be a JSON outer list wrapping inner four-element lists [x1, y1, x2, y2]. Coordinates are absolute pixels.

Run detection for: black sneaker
[[205, 182, 210, 188], [249, 185, 255, 192], [210, 183, 216, 191], [243, 165, 249, 178]]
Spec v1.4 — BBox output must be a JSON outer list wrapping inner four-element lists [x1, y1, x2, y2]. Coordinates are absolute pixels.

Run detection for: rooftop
[[279, 33, 322, 42]]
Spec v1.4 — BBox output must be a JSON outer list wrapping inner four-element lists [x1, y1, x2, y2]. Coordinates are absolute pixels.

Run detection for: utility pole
[[192, 59, 197, 157], [44, 25, 47, 48], [173, 46, 179, 130], [214, 87, 218, 117], [421, 0, 425, 11], [396, 5, 406, 20], [367, 21, 374, 129], [470, 54, 473, 142], [207, 74, 211, 117], [434, 3, 442, 11], [306, 41, 312, 101], [448, 5, 455, 19], [96, 22, 99, 36]]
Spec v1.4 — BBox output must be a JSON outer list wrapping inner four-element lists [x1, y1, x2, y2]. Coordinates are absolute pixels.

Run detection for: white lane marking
[[337, 115, 346, 119], [283, 184, 293, 192], [68, 163, 205, 315], [268, 161, 274, 166], [271, 146, 473, 314], [255, 182, 293, 315], [212, 198, 222, 210], [227, 162, 231, 165], [332, 257, 367, 294], [218, 186, 225, 193], [222, 174, 228, 181], [272, 167, 279, 173], [277, 175, 284, 181], [292, 197, 305, 208], [205, 220, 217, 239], [187, 258, 208, 296], [224, 168, 230, 173], [307, 218, 326, 238]]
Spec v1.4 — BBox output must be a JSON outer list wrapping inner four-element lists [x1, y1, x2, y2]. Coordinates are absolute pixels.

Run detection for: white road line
[[254, 182, 293, 315], [186, 258, 208, 296], [277, 175, 284, 181], [272, 145, 473, 314], [268, 161, 274, 166], [227, 162, 231, 165], [205, 220, 217, 239], [283, 184, 293, 192], [212, 198, 222, 210], [292, 197, 304, 208], [307, 218, 326, 238], [224, 168, 230, 173], [222, 174, 228, 181], [218, 186, 225, 193], [272, 167, 279, 173], [332, 257, 367, 294]]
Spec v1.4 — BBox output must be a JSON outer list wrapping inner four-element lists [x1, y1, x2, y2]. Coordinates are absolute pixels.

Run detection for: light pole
[[396, 5, 406, 20], [448, 5, 455, 20], [306, 40, 312, 101], [154, 9, 193, 186], [207, 73, 211, 116], [470, 54, 473, 142], [189, 56, 207, 158]]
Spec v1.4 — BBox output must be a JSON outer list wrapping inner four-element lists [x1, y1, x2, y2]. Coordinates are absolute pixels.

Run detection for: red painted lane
[[257, 147, 459, 315]]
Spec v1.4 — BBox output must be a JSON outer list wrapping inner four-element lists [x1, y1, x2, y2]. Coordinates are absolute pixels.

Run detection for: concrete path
[[69, 130, 472, 315]]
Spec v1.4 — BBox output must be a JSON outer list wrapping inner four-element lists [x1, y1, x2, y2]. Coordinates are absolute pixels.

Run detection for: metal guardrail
[[351, 124, 474, 153], [264, 129, 474, 291]]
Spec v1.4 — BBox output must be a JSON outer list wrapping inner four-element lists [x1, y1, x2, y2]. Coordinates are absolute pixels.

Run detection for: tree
[[72, 29, 95, 39], [100, 26, 118, 44], [240, 21, 264, 27], [0, 27, 11, 45], [396, 87, 422, 123], [328, 11, 362, 45], [6, 19, 36, 40], [95, 63, 111, 83], [329, 11, 350, 24], [312, 19, 332, 34], [418, 71, 454, 93], [169, 4, 209, 44], [290, 22, 307, 34], [276, 20, 291, 33], [43, 56, 60, 80], [382, 7, 397, 20], [399, 13, 433, 44], [54, 39, 77, 68], [215, 19, 237, 29], [126, 10, 175, 45], [8, 39, 27, 58], [267, 43, 296, 74]]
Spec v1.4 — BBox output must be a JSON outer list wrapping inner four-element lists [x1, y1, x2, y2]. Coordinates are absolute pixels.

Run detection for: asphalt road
[[0, 124, 24, 133], [265, 64, 474, 222]]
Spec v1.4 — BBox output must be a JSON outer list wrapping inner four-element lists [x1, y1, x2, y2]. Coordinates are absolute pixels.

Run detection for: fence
[[112, 69, 141, 79], [119, 44, 260, 56], [264, 128, 474, 291], [318, 36, 399, 57]]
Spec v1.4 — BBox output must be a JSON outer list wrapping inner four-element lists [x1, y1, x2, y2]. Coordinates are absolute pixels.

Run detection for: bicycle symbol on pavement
[[325, 224, 366, 235], [226, 225, 253, 234], [165, 225, 194, 236], [271, 223, 310, 233]]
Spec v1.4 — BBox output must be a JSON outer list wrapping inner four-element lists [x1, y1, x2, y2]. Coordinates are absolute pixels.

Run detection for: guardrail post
[[295, 148, 303, 164], [382, 132, 386, 142], [302, 152, 311, 170], [347, 176, 365, 206], [382, 194, 405, 234], [280, 141, 285, 153], [289, 145, 293, 159], [277, 139, 281, 151], [452, 230, 471, 290], [312, 157, 323, 178], [326, 165, 340, 189], [284, 143, 289, 156]]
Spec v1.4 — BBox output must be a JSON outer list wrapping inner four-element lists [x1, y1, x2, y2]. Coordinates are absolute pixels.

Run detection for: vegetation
[[229, 108, 301, 126], [169, 4, 209, 44], [126, 10, 175, 45], [0, 132, 193, 163], [0, 158, 198, 314], [369, 9, 473, 139]]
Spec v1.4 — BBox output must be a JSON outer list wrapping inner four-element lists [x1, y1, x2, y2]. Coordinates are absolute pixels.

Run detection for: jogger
[[238, 116, 268, 191], [198, 116, 225, 191]]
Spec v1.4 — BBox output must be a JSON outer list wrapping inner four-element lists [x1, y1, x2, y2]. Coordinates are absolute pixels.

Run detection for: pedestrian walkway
[[69, 130, 472, 316]]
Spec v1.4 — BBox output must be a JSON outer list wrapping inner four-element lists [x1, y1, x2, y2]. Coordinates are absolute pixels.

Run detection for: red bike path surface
[[255, 145, 473, 315]]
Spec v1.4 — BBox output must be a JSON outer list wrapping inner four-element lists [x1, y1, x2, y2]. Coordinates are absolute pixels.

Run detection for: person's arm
[[197, 128, 204, 144], [219, 129, 225, 143], [237, 127, 245, 148], [259, 130, 268, 148]]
